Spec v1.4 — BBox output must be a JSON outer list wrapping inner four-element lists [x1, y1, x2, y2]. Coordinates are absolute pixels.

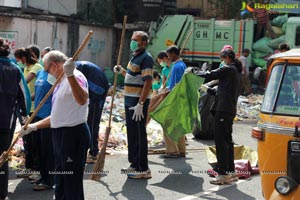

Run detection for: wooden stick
[[91, 16, 127, 181], [180, 28, 194, 55], [0, 30, 93, 168]]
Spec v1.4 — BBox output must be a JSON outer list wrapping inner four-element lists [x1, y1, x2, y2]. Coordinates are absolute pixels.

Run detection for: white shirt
[[239, 55, 249, 75], [50, 69, 88, 128]]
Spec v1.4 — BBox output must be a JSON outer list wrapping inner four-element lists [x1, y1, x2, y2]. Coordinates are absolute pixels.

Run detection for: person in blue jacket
[[75, 61, 109, 163], [0, 39, 28, 200]]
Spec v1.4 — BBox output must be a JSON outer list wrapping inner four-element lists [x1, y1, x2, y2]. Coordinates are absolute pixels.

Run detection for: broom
[[91, 16, 127, 181], [0, 30, 94, 168]]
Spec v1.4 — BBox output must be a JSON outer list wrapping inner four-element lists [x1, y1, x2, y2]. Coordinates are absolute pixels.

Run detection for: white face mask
[[47, 73, 57, 85]]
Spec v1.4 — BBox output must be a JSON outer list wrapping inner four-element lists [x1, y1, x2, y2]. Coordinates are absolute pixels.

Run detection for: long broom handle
[[6, 30, 94, 154], [108, 16, 127, 127], [90, 16, 127, 181]]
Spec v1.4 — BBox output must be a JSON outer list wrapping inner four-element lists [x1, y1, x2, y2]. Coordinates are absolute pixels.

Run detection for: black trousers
[[39, 126, 54, 186], [52, 123, 90, 200], [22, 114, 40, 170], [0, 130, 11, 199], [214, 111, 235, 175], [125, 100, 149, 172], [0, 113, 17, 199]]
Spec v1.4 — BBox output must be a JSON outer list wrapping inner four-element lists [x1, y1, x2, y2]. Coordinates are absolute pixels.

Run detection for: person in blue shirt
[[162, 45, 187, 158], [31, 49, 56, 190], [166, 45, 186, 91], [75, 61, 109, 163]]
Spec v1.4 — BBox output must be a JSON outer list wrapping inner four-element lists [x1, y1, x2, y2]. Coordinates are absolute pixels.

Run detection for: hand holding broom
[[0, 30, 93, 168]]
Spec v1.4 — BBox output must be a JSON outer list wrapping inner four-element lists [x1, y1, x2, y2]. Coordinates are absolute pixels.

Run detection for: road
[[7, 119, 264, 200]]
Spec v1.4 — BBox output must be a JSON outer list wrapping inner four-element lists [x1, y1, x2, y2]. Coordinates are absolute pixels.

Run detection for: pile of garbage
[[252, 14, 289, 70], [236, 94, 264, 120], [98, 90, 164, 154]]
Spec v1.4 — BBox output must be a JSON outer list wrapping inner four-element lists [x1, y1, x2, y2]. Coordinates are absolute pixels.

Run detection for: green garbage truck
[[147, 15, 300, 68]]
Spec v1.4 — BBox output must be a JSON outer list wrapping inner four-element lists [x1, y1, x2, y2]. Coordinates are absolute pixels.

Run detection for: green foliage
[[77, 0, 114, 25], [207, 0, 244, 19]]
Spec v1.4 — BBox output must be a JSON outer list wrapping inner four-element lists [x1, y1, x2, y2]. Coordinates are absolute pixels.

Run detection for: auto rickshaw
[[252, 49, 300, 199]]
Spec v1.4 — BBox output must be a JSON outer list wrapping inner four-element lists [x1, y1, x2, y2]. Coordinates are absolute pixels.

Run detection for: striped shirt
[[124, 50, 153, 105], [254, 8, 269, 24]]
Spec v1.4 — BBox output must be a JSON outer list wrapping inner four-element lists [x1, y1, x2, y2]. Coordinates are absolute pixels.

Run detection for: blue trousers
[[52, 123, 90, 200], [87, 98, 105, 157], [125, 100, 149, 172]]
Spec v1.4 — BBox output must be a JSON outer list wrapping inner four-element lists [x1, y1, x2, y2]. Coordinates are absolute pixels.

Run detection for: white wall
[[2, 0, 21, 7], [79, 25, 113, 67], [0, 16, 113, 68]]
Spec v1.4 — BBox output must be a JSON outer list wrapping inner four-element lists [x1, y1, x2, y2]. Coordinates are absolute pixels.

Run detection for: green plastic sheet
[[150, 73, 204, 143]]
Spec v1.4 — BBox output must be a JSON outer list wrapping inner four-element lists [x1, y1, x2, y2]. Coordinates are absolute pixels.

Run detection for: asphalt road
[[7, 119, 264, 200]]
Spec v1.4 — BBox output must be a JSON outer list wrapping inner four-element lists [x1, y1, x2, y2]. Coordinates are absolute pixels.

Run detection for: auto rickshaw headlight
[[275, 176, 298, 195]]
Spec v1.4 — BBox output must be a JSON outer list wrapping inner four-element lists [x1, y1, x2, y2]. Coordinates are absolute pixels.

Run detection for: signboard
[[0, 31, 18, 50], [241, 0, 300, 16]]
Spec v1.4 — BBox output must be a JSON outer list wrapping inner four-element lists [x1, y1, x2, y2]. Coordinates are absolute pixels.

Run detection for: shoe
[[229, 173, 239, 181], [179, 153, 186, 157], [210, 175, 232, 185], [127, 169, 152, 179], [86, 155, 97, 164], [33, 183, 52, 191], [121, 166, 136, 174], [28, 174, 40, 181]]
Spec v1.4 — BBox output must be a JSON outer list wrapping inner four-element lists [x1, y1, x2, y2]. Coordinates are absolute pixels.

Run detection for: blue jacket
[[0, 57, 28, 130], [75, 61, 109, 100]]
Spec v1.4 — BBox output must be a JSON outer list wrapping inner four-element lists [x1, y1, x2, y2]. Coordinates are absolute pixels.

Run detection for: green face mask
[[17, 62, 26, 69], [130, 40, 139, 52], [160, 61, 167, 68]]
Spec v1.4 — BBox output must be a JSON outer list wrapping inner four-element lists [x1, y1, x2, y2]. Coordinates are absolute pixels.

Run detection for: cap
[[220, 45, 233, 52]]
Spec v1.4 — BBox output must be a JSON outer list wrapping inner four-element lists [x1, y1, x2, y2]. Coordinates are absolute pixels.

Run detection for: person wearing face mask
[[152, 70, 162, 95], [14, 47, 43, 179], [114, 31, 153, 179], [20, 50, 90, 200], [156, 51, 173, 89], [186, 49, 242, 185], [155, 45, 187, 158]]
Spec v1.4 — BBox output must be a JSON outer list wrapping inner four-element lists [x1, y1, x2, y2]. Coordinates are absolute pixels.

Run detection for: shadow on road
[[122, 178, 154, 200], [8, 176, 53, 200], [152, 158, 204, 196], [215, 183, 256, 200]]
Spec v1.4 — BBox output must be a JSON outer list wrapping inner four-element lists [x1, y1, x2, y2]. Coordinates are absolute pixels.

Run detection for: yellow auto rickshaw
[[252, 49, 300, 199]]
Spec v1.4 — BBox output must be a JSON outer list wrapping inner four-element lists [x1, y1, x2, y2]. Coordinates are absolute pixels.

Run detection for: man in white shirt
[[20, 50, 90, 200]]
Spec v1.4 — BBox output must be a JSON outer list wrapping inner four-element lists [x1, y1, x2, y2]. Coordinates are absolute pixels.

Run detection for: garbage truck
[[147, 14, 300, 69]]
